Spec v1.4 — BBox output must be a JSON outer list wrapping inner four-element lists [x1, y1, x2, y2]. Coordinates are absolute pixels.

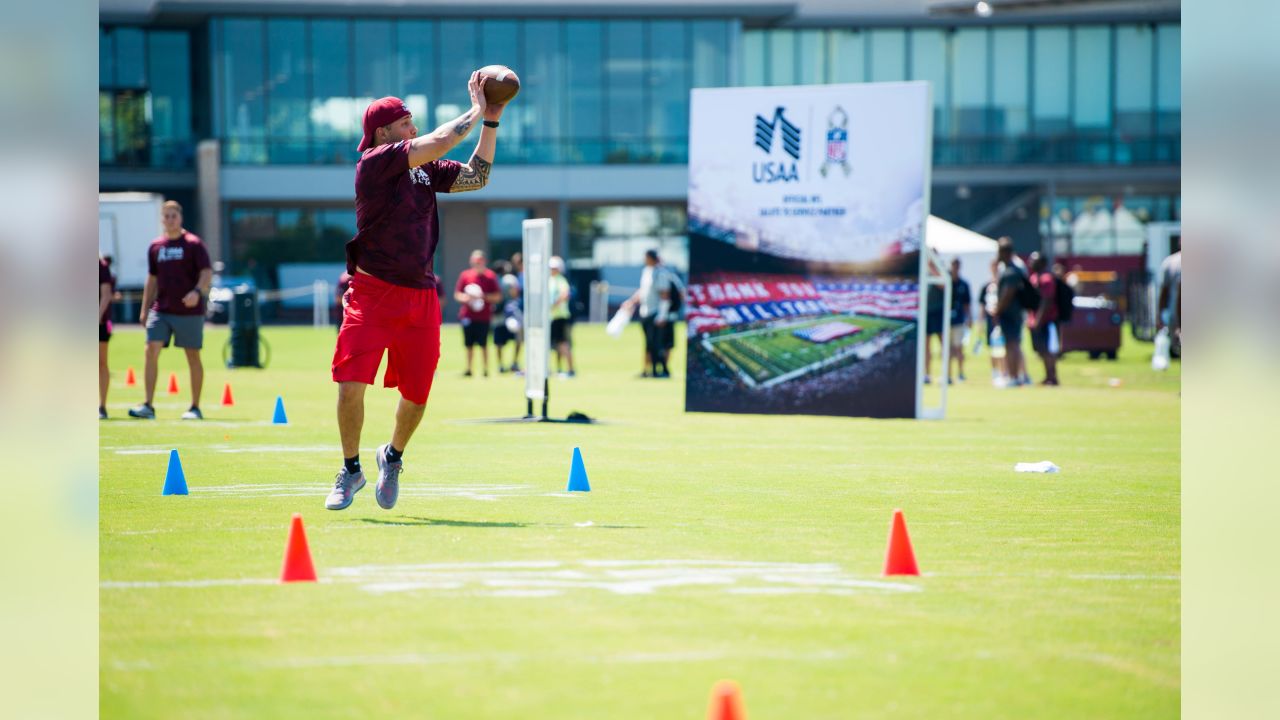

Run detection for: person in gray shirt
[[623, 250, 677, 378]]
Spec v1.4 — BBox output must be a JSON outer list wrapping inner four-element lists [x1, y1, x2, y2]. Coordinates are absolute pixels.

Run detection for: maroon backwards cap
[[357, 97, 412, 152]]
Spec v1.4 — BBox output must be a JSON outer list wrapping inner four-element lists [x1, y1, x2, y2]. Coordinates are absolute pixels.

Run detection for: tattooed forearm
[[451, 156, 492, 192], [452, 116, 474, 137]]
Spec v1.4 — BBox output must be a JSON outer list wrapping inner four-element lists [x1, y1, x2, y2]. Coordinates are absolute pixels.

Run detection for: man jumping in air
[[326, 72, 504, 510]]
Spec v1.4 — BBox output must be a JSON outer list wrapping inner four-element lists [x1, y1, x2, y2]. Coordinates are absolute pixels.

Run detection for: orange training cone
[[125, 367, 137, 386], [883, 508, 919, 576], [280, 513, 317, 583], [167, 373, 180, 394], [707, 680, 745, 720], [221, 382, 235, 406]]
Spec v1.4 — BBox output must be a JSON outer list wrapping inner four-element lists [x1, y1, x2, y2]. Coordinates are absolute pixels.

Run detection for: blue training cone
[[272, 396, 288, 424], [566, 447, 590, 492], [162, 449, 188, 495]]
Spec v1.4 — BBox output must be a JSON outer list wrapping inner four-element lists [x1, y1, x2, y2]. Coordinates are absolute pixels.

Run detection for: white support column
[[196, 139, 222, 264]]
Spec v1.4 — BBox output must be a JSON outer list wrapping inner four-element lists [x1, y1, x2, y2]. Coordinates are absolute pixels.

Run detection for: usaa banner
[[685, 82, 931, 418]]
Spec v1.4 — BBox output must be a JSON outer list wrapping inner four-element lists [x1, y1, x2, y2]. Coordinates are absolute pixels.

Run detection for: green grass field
[[709, 315, 907, 383], [100, 323, 1179, 718]]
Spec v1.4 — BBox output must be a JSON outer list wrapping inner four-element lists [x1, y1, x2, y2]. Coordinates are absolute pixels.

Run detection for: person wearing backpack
[[992, 238, 1033, 387], [1027, 252, 1061, 386], [623, 249, 679, 378]]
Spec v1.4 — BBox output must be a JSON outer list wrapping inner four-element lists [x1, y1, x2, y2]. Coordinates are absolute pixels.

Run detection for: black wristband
[[483, 120, 499, 128]]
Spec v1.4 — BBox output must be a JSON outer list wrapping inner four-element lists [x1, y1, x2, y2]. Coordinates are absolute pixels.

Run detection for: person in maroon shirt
[[326, 72, 506, 512], [453, 249, 503, 377], [128, 200, 212, 420], [99, 255, 116, 419], [1027, 252, 1061, 386]]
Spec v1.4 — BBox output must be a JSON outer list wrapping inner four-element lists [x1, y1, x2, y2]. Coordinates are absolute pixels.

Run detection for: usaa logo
[[752, 106, 801, 184]]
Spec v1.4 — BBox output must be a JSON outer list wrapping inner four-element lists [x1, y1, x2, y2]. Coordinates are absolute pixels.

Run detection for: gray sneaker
[[375, 443, 403, 510], [127, 404, 156, 419], [325, 468, 366, 510], [181, 407, 203, 420]]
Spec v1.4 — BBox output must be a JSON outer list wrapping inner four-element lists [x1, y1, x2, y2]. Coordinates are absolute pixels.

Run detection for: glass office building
[[100, 1, 1179, 308]]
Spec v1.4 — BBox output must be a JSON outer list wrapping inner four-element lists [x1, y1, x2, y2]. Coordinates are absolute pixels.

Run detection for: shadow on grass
[[359, 517, 646, 530], [360, 516, 529, 529]]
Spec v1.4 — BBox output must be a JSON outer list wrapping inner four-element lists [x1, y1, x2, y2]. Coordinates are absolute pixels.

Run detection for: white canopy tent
[[925, 215, 999, 323]]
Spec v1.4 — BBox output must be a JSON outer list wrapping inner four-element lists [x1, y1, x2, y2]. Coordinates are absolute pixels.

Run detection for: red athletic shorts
[[331, 271, 441, 405]]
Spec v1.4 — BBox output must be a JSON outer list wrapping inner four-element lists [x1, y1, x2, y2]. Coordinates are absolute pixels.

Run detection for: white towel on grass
[[606, 304, 634, 338], [1015, 461, 1060, 473]]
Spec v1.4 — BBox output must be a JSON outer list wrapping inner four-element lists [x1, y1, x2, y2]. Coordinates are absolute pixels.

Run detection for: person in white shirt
[[622, 250, 675, 378]]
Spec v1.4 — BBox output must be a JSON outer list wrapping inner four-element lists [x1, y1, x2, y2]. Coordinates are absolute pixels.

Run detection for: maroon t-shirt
[[147, 231, 211, 316], [348, 140, 463, 290], [1028, 271, 1058, 327], [455, 267, 501, 323], [99, 258, 115, 323]]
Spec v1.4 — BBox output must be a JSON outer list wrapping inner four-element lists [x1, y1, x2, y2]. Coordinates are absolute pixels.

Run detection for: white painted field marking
[[329, 559, 921, 597], [101, 559, 921, 598]]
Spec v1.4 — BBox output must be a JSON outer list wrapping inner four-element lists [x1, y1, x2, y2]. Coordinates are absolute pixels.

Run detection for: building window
[[311, 19, 355, 164], [828, 30, 866, 84], [1155, 24, 1180, 139], [1115, 24, 1154, 164], [521, 20, 564, 163], [99, 26, 194, 168], [951, 28, 989, 140], [1032, 26, 1070, 137], [219, 18, 267, 164], [992, 27, 1029, 139], [650, 21, 690, 163], [565, 20, 605, 163], [568, 205, 687, 272], [195, 17, 1177, 168], [488, 208, 532, 266], [229, 205, 355, 286], [691, 21, 730, 88], [266, 19, 310, 164], [869, 29, 905, 82], [742, 31, 765, 86], [909, 29, 948, 137], [605, 21, 646, 162], [1072, 26, 1112, 162], [768, 30, 796, 85]]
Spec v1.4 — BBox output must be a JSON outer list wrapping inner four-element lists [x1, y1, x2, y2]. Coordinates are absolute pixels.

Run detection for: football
[[478, 65, 520, 105]]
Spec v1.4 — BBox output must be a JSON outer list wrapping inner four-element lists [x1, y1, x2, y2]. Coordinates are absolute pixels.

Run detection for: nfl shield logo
[[820, 106, 851, 177], [826, 127, 848, 165]]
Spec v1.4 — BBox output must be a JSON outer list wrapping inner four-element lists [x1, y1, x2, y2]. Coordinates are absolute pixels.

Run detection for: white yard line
[[103, 559, 922, 598]]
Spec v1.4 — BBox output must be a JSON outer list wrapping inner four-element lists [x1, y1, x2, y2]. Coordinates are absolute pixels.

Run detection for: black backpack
[[667, 271, 684, 315], [1015, 268, 1041, 311], [1055, 278, 1076, 323]]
